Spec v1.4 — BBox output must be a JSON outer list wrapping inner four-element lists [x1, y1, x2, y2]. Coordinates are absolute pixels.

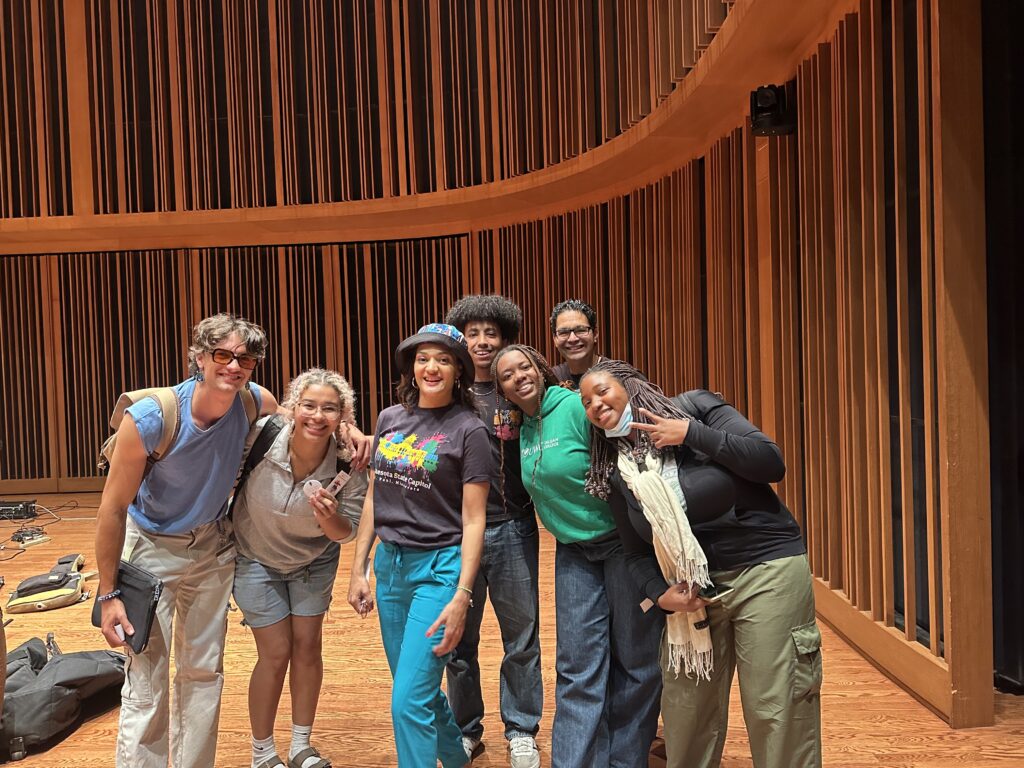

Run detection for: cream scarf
[[617, 449, 714, 679]]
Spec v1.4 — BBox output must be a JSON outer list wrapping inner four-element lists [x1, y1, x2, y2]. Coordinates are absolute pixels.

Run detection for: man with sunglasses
[[550, 299, 606, 391], [94, 313, 280, 768]]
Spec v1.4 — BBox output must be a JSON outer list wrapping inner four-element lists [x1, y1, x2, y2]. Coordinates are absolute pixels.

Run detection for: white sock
[[251, 734, 275, 768], [290, 723, 313, 761]]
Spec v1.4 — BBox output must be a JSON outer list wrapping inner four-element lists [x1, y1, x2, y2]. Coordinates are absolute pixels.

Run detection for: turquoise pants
[[375, 541, 467, 768]]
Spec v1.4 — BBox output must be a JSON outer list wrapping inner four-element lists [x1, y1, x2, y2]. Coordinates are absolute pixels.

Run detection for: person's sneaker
[[508, 736, 540, 768], [462, 735, 482, 761]]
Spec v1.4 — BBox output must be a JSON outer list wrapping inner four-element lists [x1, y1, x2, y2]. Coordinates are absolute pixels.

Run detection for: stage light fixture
[[750, 83, 796, 136]]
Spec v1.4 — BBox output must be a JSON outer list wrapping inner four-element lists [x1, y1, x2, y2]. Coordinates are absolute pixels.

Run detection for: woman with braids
[[232, 368, 369, 768], [492, 345, 663, 768], [347, 323, 491, 768], [579, 360, 822, 768]]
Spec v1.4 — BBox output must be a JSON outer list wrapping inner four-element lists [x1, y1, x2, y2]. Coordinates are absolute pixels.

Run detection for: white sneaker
[[463, 735, 482, 761], [508, 736, 540, 768]]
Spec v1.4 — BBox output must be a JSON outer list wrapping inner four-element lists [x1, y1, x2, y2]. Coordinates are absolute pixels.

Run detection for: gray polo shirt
[[232, 417, 368, 572]]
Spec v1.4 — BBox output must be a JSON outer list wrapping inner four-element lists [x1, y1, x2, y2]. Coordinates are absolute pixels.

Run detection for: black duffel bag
[[2, 637, 125, 761]]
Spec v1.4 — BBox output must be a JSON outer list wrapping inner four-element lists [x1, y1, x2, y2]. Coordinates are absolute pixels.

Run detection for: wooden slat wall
[[473, 164, 705, 399], [0, 256, 56, 489], [0, 238, 471, 486], [792, 0, 991, 727], [0, 0, 72, 218], [0, 0, 732, 217]]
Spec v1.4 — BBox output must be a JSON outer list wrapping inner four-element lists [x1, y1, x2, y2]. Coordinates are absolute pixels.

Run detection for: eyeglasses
[[297, 401, 342, 418], [208, 348, 261, 370], [554, 325, 594, 340]]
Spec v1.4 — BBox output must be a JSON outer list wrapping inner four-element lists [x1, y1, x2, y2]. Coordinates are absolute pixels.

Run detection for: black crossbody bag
[[90, 560, 163, 654]]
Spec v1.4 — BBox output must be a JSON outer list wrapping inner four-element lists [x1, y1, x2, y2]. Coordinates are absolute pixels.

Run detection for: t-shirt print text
[[376, 430, 448, 492], [522, 437, 560, 457]]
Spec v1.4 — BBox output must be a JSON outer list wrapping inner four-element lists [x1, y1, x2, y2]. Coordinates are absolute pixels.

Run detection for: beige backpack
[[97, 387, 257, 475]]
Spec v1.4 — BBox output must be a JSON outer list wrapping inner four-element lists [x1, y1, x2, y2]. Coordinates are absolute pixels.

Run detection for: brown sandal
[[289, 747, 332, 768]]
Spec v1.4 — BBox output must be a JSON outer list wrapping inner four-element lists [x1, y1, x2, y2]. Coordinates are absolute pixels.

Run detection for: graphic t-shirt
[[471, 380, 532, 523], [552, 357, 606, 391], [372, 402, 493, 549]]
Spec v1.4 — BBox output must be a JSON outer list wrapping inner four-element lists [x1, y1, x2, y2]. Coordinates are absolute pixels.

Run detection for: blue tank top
[[126, 378, 261, 535]]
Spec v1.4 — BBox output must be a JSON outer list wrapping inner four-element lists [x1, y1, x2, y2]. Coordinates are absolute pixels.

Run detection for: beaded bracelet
[[96, 589, 122, 602]]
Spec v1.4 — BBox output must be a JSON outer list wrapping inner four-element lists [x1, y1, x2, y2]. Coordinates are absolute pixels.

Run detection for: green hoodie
[[519, 385, 616, 544]]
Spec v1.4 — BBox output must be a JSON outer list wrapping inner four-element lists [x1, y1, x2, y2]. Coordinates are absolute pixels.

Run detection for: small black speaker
[[750, 83, 796, 136]]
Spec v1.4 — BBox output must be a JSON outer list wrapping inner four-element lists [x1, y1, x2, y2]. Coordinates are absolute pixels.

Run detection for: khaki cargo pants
[[661, 554, 822, 768]]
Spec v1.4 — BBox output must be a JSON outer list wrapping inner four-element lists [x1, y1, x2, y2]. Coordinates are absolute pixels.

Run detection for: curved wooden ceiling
[[0, 0, 853, 255]]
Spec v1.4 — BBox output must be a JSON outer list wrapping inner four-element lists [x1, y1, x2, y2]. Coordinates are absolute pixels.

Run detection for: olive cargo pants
[[661, 554, 823, 768]]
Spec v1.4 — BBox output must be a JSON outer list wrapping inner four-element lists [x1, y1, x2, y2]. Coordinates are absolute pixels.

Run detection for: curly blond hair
[[282, 368, 357, 451]]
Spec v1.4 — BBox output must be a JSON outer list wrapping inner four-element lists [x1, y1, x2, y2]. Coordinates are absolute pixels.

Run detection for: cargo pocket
[[791, 621, 823, 701]]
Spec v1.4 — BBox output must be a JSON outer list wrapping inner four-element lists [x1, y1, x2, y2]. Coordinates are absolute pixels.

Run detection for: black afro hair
[[445, 294, 523, 343]]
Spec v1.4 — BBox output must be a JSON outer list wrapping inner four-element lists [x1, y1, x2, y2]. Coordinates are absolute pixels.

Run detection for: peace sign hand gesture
[[630, 407, 690, 448]]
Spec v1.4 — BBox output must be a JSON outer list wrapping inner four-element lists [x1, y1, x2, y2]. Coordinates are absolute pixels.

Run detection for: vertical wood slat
[[915, 0, 943, 658], [62, 0, 93, 215], [890, 0, 918, 643], [929, 0, 992, 728]]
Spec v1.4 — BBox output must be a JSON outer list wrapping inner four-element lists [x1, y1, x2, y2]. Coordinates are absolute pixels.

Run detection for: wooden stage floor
[[1, 493, 1022, 767]]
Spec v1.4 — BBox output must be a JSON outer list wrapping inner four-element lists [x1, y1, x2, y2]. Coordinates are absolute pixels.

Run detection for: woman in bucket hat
[[347, 324, 491, 768]]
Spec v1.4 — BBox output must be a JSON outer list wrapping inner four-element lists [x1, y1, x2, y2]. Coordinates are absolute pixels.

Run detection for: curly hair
[[580, 359, 691, 500], [549, 298, 597, 333], [445, 294, 523, 343], [188, 313, 268, 376], [492, 344, 560, 487], [395, 355, 478, 413], [282, 368, 357, 458]]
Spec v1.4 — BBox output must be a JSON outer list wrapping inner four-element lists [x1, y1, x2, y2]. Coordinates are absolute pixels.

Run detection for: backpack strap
[[238, 386, 258, 427], [148, 389, 180, 463], [99, 387, 181, 474], [232, 414, 287, 508]]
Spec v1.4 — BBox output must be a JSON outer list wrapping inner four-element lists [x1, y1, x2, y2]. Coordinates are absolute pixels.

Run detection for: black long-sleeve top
[[608, 389, 806, 607]]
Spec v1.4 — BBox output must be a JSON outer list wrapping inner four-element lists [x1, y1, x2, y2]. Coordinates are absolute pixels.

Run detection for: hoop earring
[[411, 378, 419, 389]]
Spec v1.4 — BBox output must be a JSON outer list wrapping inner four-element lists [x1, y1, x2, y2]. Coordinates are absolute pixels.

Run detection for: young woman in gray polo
[[232, 368, 369, 768]]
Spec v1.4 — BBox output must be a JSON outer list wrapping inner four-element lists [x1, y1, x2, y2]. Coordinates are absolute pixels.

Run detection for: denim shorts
[[233, 542, 341, 628]]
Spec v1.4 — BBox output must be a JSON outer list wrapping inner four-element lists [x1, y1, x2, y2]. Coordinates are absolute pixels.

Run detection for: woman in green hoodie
[[492, 344, 663, 768]]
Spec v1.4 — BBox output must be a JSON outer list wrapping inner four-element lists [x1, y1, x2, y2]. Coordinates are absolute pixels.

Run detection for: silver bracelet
[[97, 589, 122, 602], [456, 585, 474, 608]]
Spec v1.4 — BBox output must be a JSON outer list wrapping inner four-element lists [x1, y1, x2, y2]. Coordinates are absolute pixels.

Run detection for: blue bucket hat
[[394, 323, 476, 390]]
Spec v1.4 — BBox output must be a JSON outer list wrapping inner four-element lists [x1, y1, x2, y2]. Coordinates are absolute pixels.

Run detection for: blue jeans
[[551, 535, 664, 768], [375, 541, 467, 768], [446, 516, 543, 741]]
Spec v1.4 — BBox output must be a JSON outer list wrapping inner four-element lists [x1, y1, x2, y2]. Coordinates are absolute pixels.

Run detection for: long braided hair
[[582, 359, 691, 500], [491, 344, 559, 488]]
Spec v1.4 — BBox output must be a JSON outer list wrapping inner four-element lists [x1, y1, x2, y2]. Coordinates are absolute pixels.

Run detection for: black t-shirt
[[471, 380, 533, 523], [552, 357, 606, 391], [372, 403, 493, 549]]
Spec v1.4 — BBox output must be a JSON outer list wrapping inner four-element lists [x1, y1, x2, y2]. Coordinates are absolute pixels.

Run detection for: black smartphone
[[698, 584, 735, 604]]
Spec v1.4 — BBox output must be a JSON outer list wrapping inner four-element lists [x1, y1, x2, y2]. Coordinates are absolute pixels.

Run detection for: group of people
[[94, 298, 822, 768]]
